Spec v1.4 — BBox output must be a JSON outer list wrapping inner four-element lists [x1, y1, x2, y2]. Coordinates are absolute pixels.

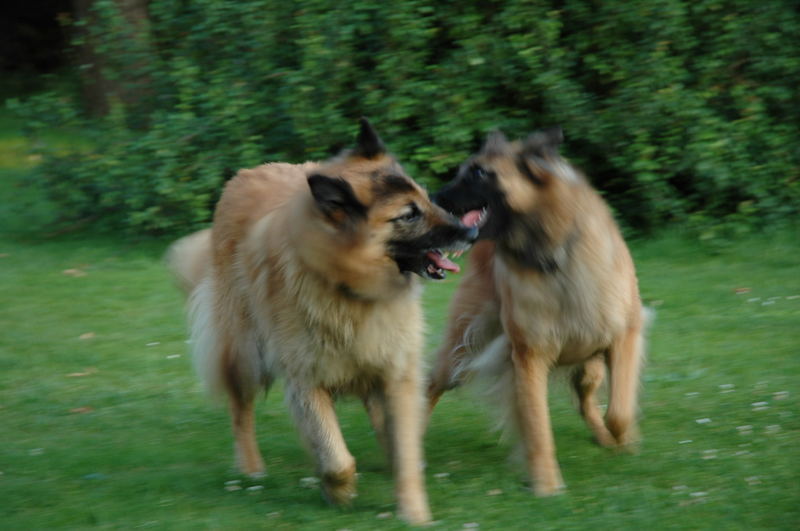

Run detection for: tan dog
[[427, 127, 646, 496], [168, 119, 476, 524]]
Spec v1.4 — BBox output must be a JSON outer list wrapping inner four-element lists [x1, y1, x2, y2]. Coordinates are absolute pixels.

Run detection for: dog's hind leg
[[605, 325, 644, 449], [363, 387, 393, 463], [427, 299, 479, 415], [572, 355, 616, 448], [427, 311, 500, 423], [426, 342, 464, 417], [427, 245, 498, 418], [285, 384, 357, 506], [224, 352, 272, 478], [230, 394, 266, 477]]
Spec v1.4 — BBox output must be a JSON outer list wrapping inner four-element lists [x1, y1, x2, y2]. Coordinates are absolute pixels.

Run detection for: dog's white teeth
[[442, 251, 450, 260], [454, 250, 463, 258]]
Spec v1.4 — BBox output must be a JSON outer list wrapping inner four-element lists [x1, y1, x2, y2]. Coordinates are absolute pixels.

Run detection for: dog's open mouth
[[397, 239, 473, 280], [392, 222, 478, 280], [459, 207, 489, 229], [423, 249, 460, 280]]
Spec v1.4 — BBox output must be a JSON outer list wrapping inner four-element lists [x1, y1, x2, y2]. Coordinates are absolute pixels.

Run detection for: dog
[[427, 127, 646, 496], [167, 119, 477, 524]]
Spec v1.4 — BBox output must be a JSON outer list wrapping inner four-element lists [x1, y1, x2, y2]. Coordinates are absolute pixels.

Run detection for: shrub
[[12, 0, 800, 236]]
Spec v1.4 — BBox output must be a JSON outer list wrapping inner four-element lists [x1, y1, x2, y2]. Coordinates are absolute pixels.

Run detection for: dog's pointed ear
[[481, 129, 510, 156], [517, 127, 564, 186], [523, 126, 563, 158], [352, 117, 386, 159], [515, 155, 549, 187], [308, 174, 367, 226]]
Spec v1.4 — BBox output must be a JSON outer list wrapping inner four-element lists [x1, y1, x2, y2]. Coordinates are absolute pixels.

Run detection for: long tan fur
[[168, 120, 476, 525], [428, 128, 647, 496]]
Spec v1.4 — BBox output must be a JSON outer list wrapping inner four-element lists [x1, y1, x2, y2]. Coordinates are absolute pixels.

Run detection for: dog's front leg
[[510, 345, 565, 496], [284, 384, 356, 505], [384, 373, 432, 525]]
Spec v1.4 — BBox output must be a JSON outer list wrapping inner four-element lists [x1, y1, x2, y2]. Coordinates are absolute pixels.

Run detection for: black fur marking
[[354, 117, 386, 159], [307, 174, 367, 224], [500, 219, 580, 274], [434, 164, 492, 214], [337, 283, 364, 300], [373, 174, 416, 199], [515, 156, 546, 187], [502, 240, 560, 273], [434, 163, 509, 240]]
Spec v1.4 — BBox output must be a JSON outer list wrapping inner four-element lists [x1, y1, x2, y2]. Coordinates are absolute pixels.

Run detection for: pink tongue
[[461, 209, 483, 227], [426, 251, 460, 273]]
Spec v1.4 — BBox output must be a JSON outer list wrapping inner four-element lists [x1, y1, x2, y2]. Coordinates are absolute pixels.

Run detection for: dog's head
[[434, 126, 578, 242], [304, 119, 478, 298]]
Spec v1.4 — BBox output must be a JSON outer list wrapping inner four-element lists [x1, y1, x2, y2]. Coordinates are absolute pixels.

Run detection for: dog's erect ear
[[352, 117, 386, 159], [515, 155, 548, 187], [308, 174, 367, 226], [523, 126, 563, 158], [481, 129, 510, 157], [517, 127, 564, 186]]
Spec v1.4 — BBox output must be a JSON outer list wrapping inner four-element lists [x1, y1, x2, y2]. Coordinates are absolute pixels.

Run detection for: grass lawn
[[1, 112, 798, 530]]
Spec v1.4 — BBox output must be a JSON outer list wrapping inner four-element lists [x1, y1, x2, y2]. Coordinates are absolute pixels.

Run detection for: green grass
[[1, 112, 798, 530]]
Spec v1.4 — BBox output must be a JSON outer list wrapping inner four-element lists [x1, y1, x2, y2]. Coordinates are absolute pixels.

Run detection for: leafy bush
[[12, 0, 800, 235]]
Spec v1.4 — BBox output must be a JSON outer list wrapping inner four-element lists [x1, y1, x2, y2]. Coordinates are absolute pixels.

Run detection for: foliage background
[[10, 0, 800, 236]]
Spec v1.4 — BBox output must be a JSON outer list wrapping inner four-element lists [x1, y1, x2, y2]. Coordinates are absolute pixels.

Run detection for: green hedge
[[12, 0, 800, 236]]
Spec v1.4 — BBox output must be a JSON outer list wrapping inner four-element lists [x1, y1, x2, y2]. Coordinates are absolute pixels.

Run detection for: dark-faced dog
[[428, 127, 646, 496]]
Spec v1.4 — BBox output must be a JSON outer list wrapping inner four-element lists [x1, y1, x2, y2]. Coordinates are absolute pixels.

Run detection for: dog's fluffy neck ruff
[[498, 221, 578, 274], [496, 197, 580, 274]]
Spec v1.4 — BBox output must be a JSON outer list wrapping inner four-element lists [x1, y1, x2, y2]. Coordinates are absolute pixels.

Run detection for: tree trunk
[[72, 0, 151, 116]]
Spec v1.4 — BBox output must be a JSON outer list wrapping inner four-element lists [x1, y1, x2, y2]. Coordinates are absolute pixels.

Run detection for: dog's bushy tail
[[165, 229, 227, 396], [165, 229, 212, 295], [465, 335, 519, 443], [187, 277, 228, 396]]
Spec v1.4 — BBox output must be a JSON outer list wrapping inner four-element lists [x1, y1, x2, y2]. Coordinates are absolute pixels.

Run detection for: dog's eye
[[473, 166, 488, 180], [392, 203, 421, 222]]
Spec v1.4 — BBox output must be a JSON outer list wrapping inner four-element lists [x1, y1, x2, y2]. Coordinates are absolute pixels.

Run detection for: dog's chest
[[272, 294, 423, 387], [496, 260, 614, 357]]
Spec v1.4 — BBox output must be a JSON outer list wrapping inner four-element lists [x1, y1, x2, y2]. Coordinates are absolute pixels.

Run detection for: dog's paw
[[593, 429, 618, 449], [321, 468, 357, 506], [531, 469, 566, 497], [235, 446, 266, 478], [611, 425, 641, 453], [398, 502, 432, 526]]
